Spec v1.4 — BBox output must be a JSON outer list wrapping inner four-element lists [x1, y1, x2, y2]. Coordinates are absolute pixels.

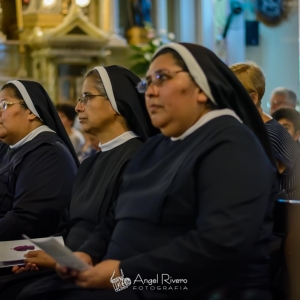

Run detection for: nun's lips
[[79, 118, 87, 123], [148, 104, 163, 114]]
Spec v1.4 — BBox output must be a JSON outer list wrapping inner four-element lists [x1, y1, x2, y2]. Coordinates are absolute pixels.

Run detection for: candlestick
[[15, 0, 24, 31]]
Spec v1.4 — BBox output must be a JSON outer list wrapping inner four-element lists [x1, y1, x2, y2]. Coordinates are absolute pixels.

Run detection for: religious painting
[[57, 64, 87, 103], [127, 0, 152, 28]]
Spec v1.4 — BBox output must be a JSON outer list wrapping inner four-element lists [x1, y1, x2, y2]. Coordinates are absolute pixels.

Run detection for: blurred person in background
[[56, 103, 85, 156], [269, 87, 297, 115], [78, 132, 100, 163], [230, 62, 300, 200], [272, 108, 300, 143]]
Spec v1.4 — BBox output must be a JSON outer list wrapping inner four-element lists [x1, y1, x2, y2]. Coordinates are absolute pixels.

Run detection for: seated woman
[[0, 80, 78, 241], [230, 62, 300, 201], [18, 44, 276, 300], [60, 65, 156, 251]]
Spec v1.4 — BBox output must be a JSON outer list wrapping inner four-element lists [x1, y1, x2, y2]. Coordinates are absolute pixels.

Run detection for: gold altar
[[0, 0, 129, 103]]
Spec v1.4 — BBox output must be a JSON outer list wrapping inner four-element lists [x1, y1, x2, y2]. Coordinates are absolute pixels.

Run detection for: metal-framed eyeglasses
[[136, 69, 187, 94], [77, 93, 105, 106], [0, 100, 26, 112]]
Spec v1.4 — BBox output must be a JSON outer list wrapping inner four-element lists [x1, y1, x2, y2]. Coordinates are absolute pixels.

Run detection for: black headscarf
[[3, 80, 79, 165], [94, 65, 159, 141], [154, 43, 275, 164]]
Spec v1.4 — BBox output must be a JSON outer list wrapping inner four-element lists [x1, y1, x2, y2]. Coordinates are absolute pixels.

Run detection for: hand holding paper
[[22, 235, 91, 271], [0, 236, 64, 268], [55, 252, 93, 280], [74, 259, 121, 289]]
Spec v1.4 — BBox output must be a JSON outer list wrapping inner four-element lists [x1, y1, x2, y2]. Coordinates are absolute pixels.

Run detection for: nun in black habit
[[0, 80, 78, 241], [60, 65, 157, 251], [17, 44, 277, 300]]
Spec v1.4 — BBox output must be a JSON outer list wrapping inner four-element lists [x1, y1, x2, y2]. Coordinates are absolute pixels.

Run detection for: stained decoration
[[256, 0, 291, 26]]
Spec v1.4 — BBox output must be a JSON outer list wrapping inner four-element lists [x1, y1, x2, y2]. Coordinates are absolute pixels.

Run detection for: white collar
[[100, 131, 138, 152], [171, 109, 242, 141], [10, 125, 56, 149]]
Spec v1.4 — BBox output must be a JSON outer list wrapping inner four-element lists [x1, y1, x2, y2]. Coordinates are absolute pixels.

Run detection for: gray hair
[[271, 87, 298, 106], [84, 69, 108, 99]]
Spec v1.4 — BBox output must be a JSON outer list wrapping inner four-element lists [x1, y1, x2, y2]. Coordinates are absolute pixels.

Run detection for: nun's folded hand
[[12, 262, 39, 274], [75, 259, 121, 289]]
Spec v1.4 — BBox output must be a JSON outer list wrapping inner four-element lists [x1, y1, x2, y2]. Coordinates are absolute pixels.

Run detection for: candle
[[15, 0, 24, 31]]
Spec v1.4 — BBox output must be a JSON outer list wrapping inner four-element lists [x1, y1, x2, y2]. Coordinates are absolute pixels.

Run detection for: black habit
[[0, 132, 77, 240], [63, 138, 143, 250]]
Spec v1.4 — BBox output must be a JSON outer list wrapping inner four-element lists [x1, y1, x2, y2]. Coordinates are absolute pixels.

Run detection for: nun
[[0, 80, 78, 241], [18, 44, 276, 300], [60, 65, 157, 250]]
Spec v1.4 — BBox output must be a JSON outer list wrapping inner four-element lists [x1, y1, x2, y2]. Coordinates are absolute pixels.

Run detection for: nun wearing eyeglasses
[[17, 44, 277, 300], [0, 81, 78, 241], [57, 65, 157, 251]]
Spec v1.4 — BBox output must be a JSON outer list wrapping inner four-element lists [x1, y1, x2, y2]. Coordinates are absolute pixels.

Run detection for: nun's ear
[[27, 110, 40, 122], [196, 88, 208, 104]]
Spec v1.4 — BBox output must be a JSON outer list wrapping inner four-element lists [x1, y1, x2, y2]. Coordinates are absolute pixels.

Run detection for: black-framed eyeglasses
[[77, 93, 104, 105], [0, 100, 26, 112], [136, 70, 187, 94]]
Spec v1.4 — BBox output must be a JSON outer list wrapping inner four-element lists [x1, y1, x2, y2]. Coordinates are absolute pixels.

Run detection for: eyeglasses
[[136, 70, 187, 93], [77, 93, 105, 105], [0, 100, 26, 112]]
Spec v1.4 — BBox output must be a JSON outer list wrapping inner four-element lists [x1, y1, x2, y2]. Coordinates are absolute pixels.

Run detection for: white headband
[[8, 80, 42, 120], [94, 67, 120, 114], [153, 43, 216, 105]]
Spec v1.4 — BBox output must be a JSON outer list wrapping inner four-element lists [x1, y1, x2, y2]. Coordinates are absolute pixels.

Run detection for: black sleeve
[[0, 143, 77, 241], [120, 132, 275, 293], [55, 207, 75, 240], [77, 207, 117, 263]]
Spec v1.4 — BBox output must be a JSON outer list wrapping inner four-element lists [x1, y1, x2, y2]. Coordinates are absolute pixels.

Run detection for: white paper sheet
[[0, 236, 64, 268], [22, 235, 91, 271]]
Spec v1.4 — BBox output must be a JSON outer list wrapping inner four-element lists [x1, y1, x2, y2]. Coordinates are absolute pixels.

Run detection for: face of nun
[[76, 76, 120, 140], [0, 88, 38, 145], [145, 53, 209, 137]]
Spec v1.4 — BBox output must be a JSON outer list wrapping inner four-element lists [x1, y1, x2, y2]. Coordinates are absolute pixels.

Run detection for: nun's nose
[[145, 82, 159, 98], [75, 101, 85, 112]]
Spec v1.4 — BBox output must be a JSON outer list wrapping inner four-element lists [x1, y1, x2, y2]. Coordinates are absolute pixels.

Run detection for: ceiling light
[[75, 0, 91, 8], [42, 0, 57, 7]]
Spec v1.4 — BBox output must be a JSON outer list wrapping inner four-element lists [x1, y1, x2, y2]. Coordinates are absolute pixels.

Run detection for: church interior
[[0, 0, 298, 111], [1, 2, 300, 299]]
